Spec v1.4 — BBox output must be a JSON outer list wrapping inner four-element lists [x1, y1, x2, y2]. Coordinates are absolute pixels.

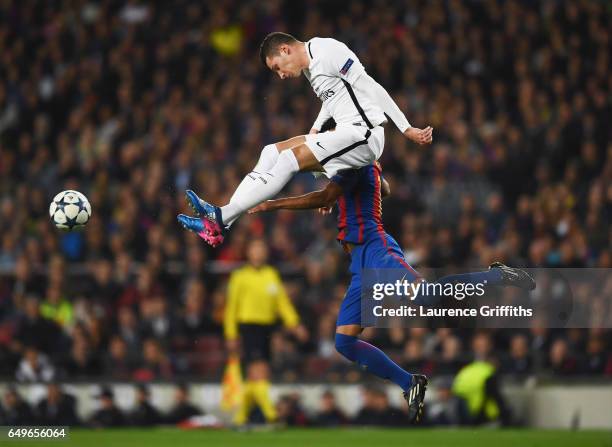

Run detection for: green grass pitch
[[12, 428, 612, 447]]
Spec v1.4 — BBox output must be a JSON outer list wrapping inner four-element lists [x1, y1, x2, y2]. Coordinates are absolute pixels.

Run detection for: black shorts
[[239, 323, 274, 365]]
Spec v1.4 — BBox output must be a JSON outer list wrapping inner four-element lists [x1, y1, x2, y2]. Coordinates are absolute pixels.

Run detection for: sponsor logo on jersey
[[340, 58, 354, 75], [319, 89, 335, 101]]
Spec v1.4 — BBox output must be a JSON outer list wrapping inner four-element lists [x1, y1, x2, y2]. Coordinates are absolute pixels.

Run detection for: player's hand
[[404, 126, 433, 145], [248, 202, 272, 214], [226, 339, 240, 353], [309, 128, 319, 134], [292, 324, 309, 343], [317, 206, 333, 215]]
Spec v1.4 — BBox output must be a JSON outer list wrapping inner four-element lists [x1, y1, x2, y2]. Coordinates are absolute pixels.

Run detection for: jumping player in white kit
[[178, 32, 433, 246]]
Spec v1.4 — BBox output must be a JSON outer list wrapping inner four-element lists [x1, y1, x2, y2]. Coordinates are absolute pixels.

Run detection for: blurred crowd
[[1, 383, 207, 427], [0, 381, 498, 427], [0, 0, 611, 385]]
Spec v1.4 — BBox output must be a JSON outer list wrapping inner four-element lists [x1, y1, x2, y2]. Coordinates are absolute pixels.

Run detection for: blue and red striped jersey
[[331, 162, 384, 244]]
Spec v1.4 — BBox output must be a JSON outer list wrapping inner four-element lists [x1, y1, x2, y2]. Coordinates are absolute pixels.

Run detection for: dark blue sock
[[335, 333, 413, 391]]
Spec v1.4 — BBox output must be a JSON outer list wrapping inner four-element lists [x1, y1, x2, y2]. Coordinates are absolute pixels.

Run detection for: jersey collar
[[306, 40, 314, 70]]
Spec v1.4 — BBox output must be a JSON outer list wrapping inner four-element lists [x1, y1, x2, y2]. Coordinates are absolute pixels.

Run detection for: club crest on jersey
[[340, 58, 354, 75]]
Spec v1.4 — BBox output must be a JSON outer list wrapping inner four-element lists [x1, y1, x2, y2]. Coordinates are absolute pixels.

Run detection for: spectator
[[548, 339, 577, 376], [62, 330, 100, 378], [314, 390, 346, 427], [352, 386, 405, 427], [103, 336, 134, 380], [35, 384, 79, 426], [88, 259, 120, 311], [13, 296, 64, 355], [15, 346, 55, 382], [436, 335, 464, 375], [584, 333, 608, 375], [115, 307, 142, 356], [0, 387, 34, 426], [502, 334, 533, 377], [402, 338, 426, 373], [39, 284, 74, 329], [88, 387, 124, 428], [132, 338, 173, 381], [175, 280, 218, 344], [427, 378, 470, 426], [165, 384, 202, 424], [139, 295, 177, 343], [276, 393, 308, 427], [128, 385, 161, 427]]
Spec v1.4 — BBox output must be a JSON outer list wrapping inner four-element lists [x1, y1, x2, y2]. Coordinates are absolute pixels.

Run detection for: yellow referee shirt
[[224, 265, 299, 340]]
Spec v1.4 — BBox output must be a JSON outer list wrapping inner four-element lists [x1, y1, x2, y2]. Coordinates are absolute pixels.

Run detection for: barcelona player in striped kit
[[249, 121, 535, 424]]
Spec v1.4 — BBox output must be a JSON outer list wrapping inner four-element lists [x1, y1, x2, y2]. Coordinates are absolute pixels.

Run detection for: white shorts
[[305, 124, 385, 178]]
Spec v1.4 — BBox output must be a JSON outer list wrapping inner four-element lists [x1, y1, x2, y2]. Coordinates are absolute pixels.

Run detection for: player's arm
[[382, 177, 391, 198], [354, 73, 433, 145], [321, 38, 431, 144], [272, 270, 308, 341], [248, 181, 342, 213], [223, 272, 241, 351]]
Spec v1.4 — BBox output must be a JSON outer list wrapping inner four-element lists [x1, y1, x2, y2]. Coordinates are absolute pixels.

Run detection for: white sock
[[253, 144, 279, 172], [221, 149, 299, 226], [224, 144, 280, 228]]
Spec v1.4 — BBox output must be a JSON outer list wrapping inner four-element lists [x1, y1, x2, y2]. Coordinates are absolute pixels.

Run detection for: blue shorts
[[336, 232, 421, 327]]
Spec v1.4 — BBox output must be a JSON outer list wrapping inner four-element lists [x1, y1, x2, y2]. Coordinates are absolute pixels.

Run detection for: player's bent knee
[[335, 333, 358, 361], [336, 324, 362, 337]]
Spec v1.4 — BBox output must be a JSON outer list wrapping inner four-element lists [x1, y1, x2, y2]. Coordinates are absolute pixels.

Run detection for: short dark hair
[[259, 32, 299, 66]]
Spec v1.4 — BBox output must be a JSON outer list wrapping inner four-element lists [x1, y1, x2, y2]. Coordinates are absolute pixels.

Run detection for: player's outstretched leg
[[414, 263, 536, 306], [181, 142, 321, 246], [180, 149, 299, 246]]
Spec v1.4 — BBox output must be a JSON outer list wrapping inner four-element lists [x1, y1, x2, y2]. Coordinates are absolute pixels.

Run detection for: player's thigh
[[305, 125, 375, 177], [275, 135, 306, 151], [364, 234, 421, 282], [368, 125, 385, 159], [337, 274, 362, 327]]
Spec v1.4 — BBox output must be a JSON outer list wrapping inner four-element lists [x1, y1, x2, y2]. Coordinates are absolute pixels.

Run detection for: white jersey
[[303, 37, 386, 129]]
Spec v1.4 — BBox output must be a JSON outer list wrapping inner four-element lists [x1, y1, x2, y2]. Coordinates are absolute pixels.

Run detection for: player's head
[[260, 32, 305, 79], [246, 238, 268, 267]]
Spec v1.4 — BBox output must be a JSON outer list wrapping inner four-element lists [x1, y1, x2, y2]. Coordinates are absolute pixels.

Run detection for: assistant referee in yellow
[[224, 237, 308, 425]]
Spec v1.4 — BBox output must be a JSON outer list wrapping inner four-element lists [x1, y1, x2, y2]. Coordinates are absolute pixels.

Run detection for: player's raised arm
[[355, 72, 433, 145], [248, 181, 342, 213]]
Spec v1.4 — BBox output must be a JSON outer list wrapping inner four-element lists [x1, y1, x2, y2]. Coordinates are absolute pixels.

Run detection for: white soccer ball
[[49, 190, 92, 231]]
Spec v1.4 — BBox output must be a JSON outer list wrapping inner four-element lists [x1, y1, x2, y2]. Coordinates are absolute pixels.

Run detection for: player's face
[[266, 45, 302, 79]]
